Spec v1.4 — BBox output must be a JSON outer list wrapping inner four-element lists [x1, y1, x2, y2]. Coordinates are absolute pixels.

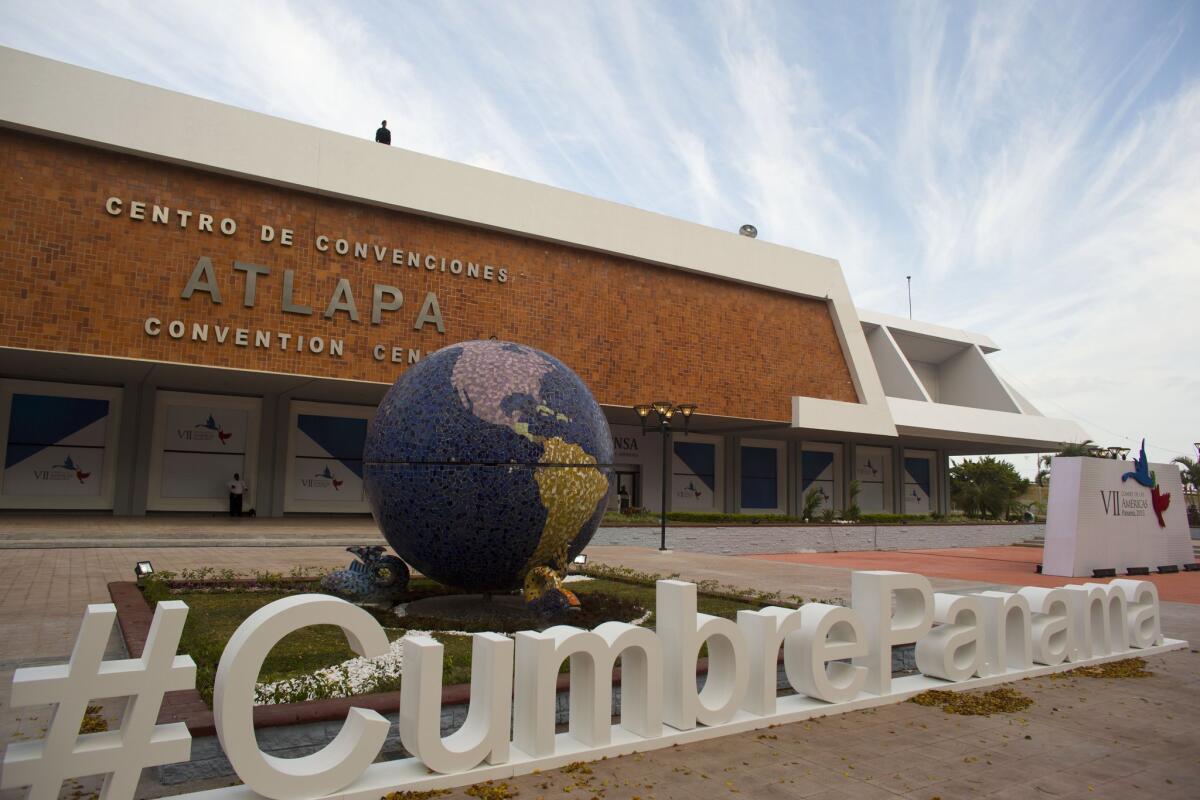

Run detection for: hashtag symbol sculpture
[[2, 601, 195, 800]]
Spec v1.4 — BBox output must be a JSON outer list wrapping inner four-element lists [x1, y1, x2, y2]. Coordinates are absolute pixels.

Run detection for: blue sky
[[2, 0, 1197, 475]]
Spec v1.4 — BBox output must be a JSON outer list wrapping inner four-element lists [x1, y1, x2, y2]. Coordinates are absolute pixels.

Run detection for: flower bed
[[134, 567, 780, 707]]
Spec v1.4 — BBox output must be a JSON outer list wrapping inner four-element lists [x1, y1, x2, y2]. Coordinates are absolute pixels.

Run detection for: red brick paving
[[745, 545, 1200, 604]]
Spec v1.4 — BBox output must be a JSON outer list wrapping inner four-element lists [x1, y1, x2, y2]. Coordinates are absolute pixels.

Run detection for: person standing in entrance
[[375, 120, 391, 145], [228, 473, 247, 517]]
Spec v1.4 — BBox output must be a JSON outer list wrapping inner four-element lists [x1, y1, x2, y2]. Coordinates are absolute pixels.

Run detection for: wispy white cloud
[[1, 0, 1196, 466]]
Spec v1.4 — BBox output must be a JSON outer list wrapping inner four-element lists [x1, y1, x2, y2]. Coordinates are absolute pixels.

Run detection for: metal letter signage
[[0, 572, 1187, 800]]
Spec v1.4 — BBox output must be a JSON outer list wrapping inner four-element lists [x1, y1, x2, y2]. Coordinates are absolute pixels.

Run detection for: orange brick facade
[[0, 129, 858, 422]]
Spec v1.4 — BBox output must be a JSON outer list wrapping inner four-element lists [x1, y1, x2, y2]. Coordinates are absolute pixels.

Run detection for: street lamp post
[[633, 401, 697, 551]]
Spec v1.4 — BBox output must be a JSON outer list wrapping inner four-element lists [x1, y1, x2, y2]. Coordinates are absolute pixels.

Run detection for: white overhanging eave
[[887, 397, 1088, 450], [791, 396, 897, 438]]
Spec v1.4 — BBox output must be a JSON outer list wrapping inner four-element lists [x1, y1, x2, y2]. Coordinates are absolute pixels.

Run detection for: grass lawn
[[153, 576, 767, 706]]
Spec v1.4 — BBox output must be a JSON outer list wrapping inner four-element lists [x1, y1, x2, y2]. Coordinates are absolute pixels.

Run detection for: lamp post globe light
[[633, 401, 697, 551]]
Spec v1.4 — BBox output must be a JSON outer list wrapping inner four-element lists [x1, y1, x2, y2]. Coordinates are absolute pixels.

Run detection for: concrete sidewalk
[[0, 514, 385, 549], [586, 545, 996, 602], [1, 543, 1197, 800], [749, 546, 1200, 604]]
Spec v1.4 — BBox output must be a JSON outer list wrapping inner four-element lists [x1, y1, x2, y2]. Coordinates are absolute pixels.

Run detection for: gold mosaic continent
[[521, 436, 610, 602]]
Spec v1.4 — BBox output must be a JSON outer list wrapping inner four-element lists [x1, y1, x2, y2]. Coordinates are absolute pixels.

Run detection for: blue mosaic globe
[[363, 340, 614, 592]]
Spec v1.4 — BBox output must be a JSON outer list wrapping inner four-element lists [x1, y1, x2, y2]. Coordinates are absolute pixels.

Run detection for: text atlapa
[[180, 257, 446, 330]]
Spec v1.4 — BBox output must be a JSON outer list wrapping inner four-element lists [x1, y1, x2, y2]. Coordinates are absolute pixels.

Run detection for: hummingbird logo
[[1121, 439, 1154, 488], [315, 466, 343, 490], [53, 454, 91, 484], [1121, 439, 1170, 528], [684, 481, 702, 498], [196, 414, 232, 445]]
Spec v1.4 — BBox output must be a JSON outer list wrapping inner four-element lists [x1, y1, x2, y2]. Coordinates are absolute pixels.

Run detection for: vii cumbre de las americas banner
[[2, 393, 110, 498]]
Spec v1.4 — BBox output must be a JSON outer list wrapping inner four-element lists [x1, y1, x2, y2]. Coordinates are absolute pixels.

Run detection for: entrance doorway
[[611, 468, 641, 513]]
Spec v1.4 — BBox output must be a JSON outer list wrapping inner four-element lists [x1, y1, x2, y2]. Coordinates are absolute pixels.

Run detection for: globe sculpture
[[363, 340, 614, 614]]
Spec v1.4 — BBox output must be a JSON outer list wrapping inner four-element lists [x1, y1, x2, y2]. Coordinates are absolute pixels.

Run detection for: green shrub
[[950, 457, 1029, 519], [801, 488, 824, 521]]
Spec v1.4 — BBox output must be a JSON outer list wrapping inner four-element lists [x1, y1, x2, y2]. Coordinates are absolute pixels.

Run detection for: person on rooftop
[[375, 120, 391, 145]]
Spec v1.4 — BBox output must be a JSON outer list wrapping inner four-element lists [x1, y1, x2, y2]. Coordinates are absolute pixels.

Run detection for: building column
[[893, 445, 905, 514], [111, 382, 142, 515], [725, 435, 739, 514], [128, 381, 158, 516], [269, 395, 290, 517], [253, 390, 279, 517], [786, 441, 799, 517], [939, 453, 951, 515]]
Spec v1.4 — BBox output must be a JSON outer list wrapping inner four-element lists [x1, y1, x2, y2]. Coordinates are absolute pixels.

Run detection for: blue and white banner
[[292, 414, 367, 502], [801, 450, 836, 511], [903, 456, 933, 514], [855, 447, 890, 512], [3, 394, 110, 498], [159, 406, 249, 499], [672, 440, 717, 511], [164, 406, 249, 454]]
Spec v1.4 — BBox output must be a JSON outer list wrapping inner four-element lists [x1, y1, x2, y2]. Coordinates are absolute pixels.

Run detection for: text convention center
[[0, 48, 1085, 520]]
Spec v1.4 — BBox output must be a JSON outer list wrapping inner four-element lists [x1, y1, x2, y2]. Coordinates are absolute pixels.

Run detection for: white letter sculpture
[[916, 593, 984, 681], [3, 573, 1187, 800], [786, 604, 869, 703], [513, 622, 662, 757], [851, 571, 933, 694], [1017, 586, 1075, 665], [213, 595, 391, 800], [400, 632, 513, 773], [1, 602, 194, 800], [971, 591, 1033, 675], [657, 580, 748, 729]]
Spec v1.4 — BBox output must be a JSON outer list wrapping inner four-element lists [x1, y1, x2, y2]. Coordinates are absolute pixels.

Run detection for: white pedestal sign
[[1044, 455, 1192, 576]]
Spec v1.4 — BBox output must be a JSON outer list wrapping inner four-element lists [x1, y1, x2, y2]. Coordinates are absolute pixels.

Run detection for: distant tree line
[[949, 457, 1029, 520]]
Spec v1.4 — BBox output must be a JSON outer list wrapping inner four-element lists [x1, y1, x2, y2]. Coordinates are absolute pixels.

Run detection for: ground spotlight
[[134, 560, 154, 579], [573, 554, 587, 566], [1035, 563, 1043, 574]]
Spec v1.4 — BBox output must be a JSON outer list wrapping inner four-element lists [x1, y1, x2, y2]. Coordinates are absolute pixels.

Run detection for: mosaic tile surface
[[364, 341, 614, 591]]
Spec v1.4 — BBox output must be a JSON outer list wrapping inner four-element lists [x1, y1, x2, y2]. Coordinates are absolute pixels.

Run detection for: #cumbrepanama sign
[[1, 571, 1186, 800]]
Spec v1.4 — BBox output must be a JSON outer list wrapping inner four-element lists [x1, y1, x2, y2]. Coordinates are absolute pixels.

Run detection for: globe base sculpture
[[319, 546, 411, 608], [363, 340, 614, 616]]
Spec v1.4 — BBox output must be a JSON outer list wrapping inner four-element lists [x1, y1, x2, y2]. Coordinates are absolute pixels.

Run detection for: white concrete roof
[[0, 46, 1088, 449]]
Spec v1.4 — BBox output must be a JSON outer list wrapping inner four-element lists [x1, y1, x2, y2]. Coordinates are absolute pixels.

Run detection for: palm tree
[[1173, 456, 1200, 512], [1037, 440, 1097, 486]]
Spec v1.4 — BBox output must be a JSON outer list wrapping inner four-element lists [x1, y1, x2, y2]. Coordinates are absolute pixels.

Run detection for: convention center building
[[0, 48, 1086, 519]]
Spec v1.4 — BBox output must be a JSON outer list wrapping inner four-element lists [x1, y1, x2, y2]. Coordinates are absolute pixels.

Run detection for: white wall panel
[[146, 391, 261, 512], [0, 379, 122, 509]]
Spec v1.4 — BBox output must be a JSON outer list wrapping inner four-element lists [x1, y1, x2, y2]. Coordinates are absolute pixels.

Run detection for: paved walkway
[[0, 514, 385, 549], [0, 542, 1197, 799], [586, 545, 994, 602], [747, 546, 1200, 604]]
